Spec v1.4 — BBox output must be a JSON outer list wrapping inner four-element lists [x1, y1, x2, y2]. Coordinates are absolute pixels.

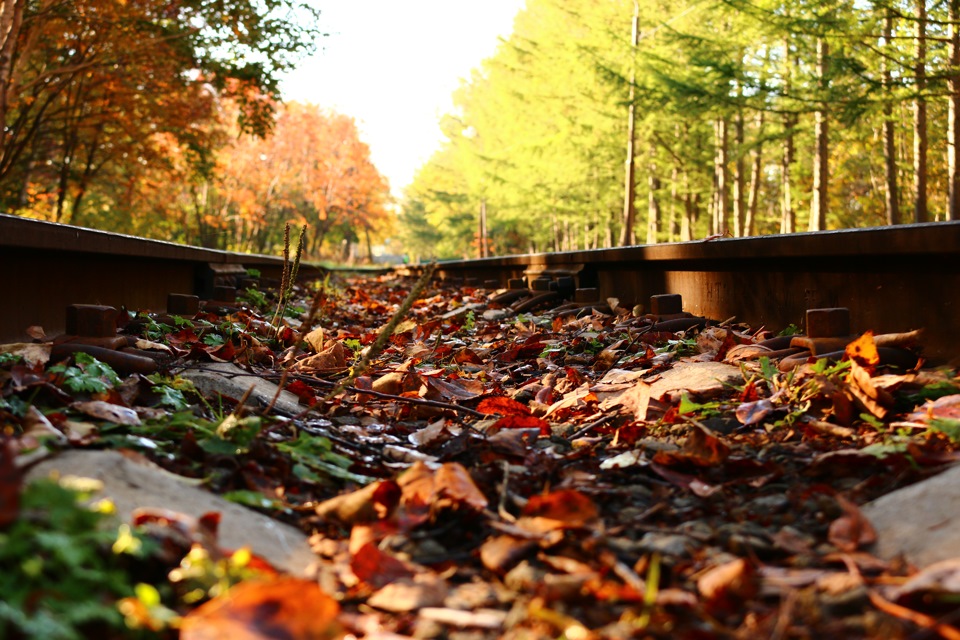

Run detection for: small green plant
[[169, 315, 194, 329], [463, 310, 476, 332], [678, 393, 723, 418], [656, 336, 698, 357], [277, 431, 372, 485], [0, 478, 153, 639], [0, 395, 29, 417], [283, 304, 306, 318], [343, 338, 363, 354], [141, 318, 174, 343], [238, 287, 269, 311], [245, 268, 261, 279], [49, 353, 121, 394], [202, 333, 226, 347], [0, 352, 22, 366], [778, 323, 802, 337], [146, 375, 194, 411]]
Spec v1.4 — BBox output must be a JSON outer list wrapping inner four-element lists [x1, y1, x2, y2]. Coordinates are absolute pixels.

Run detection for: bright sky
[[279, 1, 525, 198]]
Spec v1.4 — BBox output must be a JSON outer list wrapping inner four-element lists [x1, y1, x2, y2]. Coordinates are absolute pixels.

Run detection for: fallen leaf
[[517, 489, 598, 533], [350, 542, 416, 589], [698, 558, 759, 613], [423, 376, 484, 401], [735, 397, 776, 426], [315, 480, 401, 525], [477, 396, 531, 416], [304, 326, 325, 352], [0, 342, 51, 368], [480, 535, 537, 574], [72, 400, 141, 425], [845, 331, 880, 370], [490, 414, 550, 436], [367, 574, 448, 612], [828, 494, 877, 552], [180, 578, 341, 640], [398, 461, 488, 515], [846, 360, 893, 419]]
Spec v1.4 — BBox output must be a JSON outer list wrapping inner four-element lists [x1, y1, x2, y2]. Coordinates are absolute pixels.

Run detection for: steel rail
[[2, 214, 958, 364], [405, 222, 960, 365], [0, 213, 327, 342]]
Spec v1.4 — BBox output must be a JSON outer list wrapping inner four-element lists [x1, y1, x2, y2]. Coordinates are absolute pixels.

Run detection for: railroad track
[[3, 213, 959, 364]]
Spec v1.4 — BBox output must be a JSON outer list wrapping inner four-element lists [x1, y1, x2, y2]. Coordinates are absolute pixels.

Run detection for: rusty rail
[[0, 213, 326, 342], [403, 222, 960, 365], [2, 214, 959, 364]]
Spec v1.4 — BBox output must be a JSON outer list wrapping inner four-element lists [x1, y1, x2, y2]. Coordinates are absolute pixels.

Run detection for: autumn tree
[[216, 102, 392, 259], [0, 0, 321, 226]]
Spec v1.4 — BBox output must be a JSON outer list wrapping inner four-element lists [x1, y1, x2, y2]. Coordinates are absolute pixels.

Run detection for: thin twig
[[262, 369, 289, 415], [283, 372, 489, 418], [568, 414, 615, 440], [323, 264, 437, 401]]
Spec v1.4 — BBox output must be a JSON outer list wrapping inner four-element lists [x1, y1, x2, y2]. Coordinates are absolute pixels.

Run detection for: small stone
[[483, 309, 513, 322], [864, 463, 960, 567], [26, 450, 315, 575], [181, 361, 304, 416], [746, 494, 790, 514], [639, 532, 693, 557]]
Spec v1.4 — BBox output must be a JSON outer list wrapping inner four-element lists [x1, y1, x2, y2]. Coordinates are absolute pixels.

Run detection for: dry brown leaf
[[71, 400, 141, 425], [367, 574, 448, 613], [303, 326, 325, 352], [480, 535, 537, 574], [846, 360, 893, 419], [697, 558, 759, 611], [0, 342, 51, 368], [315, 480, 401, 525], [828, 494, 877, 552]]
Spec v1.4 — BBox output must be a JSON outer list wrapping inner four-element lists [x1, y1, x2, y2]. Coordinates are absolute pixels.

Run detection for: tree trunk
[[714, 117, 729, 235], [647, 146, 660, 244], [781, 35, 795, 234], [733, 99, 746, 237], [681, 171, 693, 241], [0, 0, 25, 159], [746, 111, 765, 236], [669, 164, 679, 241], [619, 1, 640, 247], [914, 0, 928, 223], [949, 0, 960, 220], [882, 10, 900, 225], [809, 37, 829, 232]]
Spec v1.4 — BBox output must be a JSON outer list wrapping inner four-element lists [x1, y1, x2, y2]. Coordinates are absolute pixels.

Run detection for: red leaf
[[285, 379, 317, 404], [491, 414, 550, 436], [521, 489, 598, 528], [0, 441, 21, 527], [476, 396, 531, 416], [350, 542, 415, 589]]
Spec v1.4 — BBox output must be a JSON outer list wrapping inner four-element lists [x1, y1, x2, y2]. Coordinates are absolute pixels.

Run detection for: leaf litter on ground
[[1, 271, 960, 638]]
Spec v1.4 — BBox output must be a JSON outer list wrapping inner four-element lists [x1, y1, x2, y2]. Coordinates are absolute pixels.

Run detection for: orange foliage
[[216, 102, 392, 258]]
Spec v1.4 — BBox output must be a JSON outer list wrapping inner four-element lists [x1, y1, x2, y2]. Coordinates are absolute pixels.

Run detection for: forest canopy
[[398, 0, 960, 261], [3, 0, 960, 262], [0, 0, 391, 259]]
